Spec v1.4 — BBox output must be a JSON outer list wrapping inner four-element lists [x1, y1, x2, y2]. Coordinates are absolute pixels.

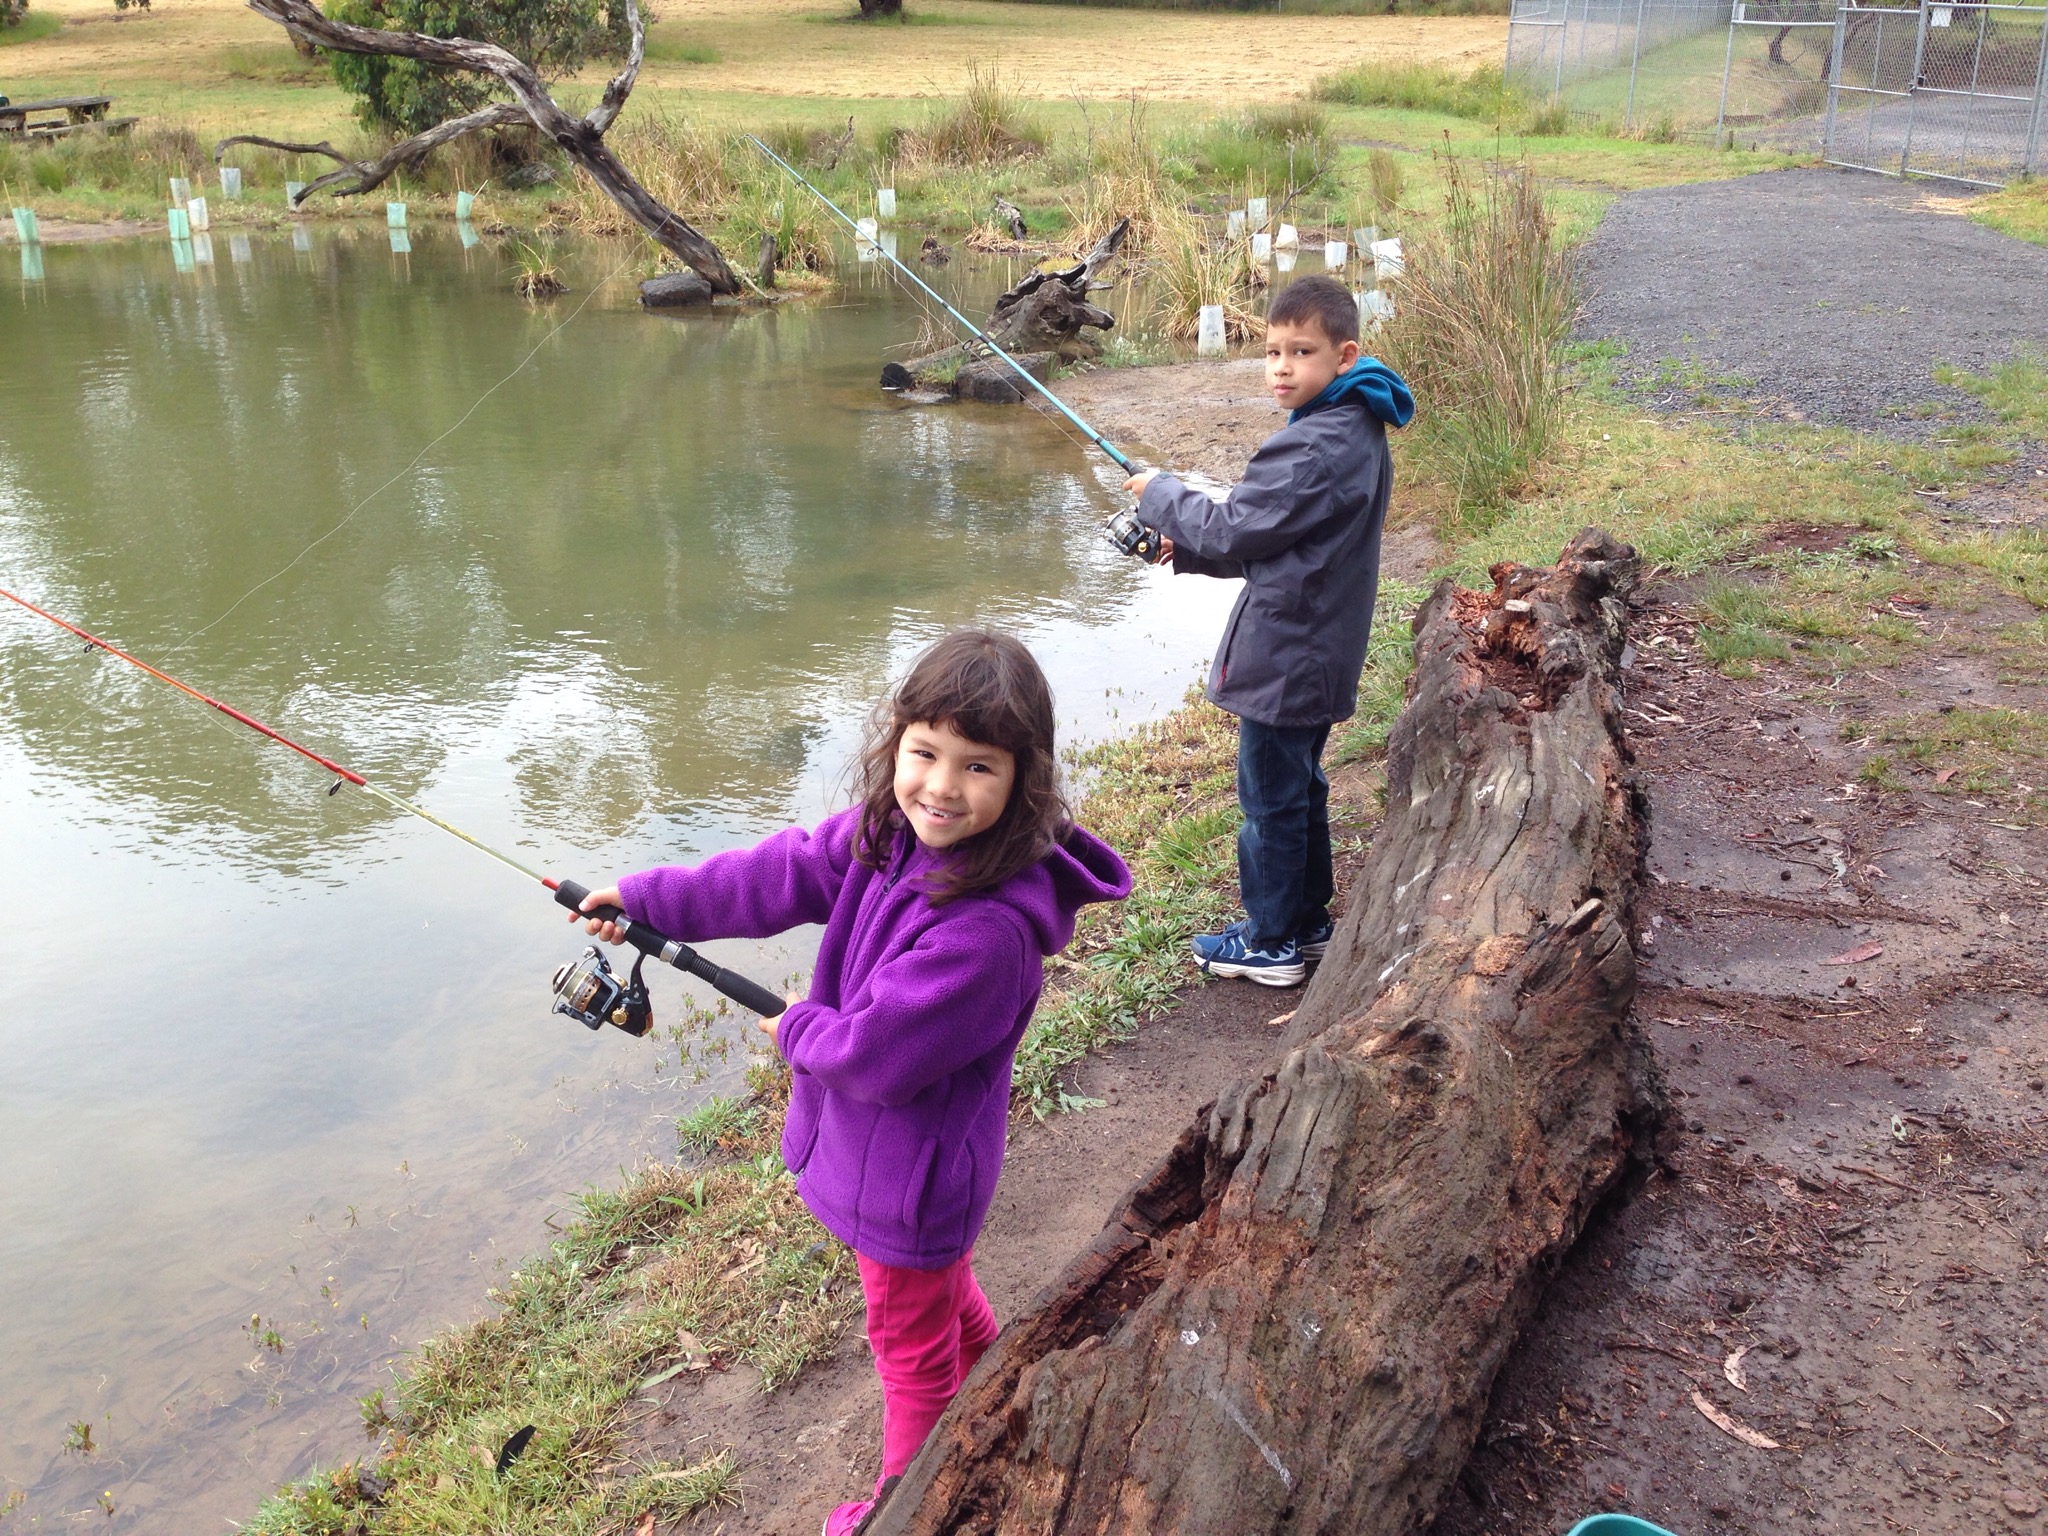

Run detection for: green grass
[[1971, 178, 2048, 246], [1312, 61, 1524, 123], [642, 32, 721, 63], [1935, 352, 2048, 438], [0, 9, 62, 44], [1876, 706, 2048, 819], [250, 1063, 849, 1535]]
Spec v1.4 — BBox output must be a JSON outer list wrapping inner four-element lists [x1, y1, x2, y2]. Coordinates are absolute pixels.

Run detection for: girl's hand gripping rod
[[745, 135, 1168, 562], [549, 881, 788, 1024]]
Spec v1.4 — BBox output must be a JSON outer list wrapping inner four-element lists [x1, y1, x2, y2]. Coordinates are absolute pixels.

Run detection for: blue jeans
[[1235, 719, 1333, 948]]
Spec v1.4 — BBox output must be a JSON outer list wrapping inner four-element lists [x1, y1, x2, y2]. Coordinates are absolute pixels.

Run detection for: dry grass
[[1146, 202, 1262, 340], [888, 63, 1046, 167], [1380, 154, 1575, 519]]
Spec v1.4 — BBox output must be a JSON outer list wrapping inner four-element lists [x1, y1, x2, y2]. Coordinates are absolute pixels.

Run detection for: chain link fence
[[1505, 0, 2047, 180]]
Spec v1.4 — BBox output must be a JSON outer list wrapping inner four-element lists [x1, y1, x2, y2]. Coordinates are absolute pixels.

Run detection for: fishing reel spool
[[1105, 506, 1164, 562], [551, 946, 654, 1037]]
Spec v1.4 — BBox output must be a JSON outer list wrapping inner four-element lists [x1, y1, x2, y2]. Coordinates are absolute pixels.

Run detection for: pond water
[[0, 226, 1237, 1529]]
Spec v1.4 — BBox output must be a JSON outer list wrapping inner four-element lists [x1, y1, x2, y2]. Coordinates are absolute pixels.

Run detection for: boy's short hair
[[1266, 275, 1358, 346]]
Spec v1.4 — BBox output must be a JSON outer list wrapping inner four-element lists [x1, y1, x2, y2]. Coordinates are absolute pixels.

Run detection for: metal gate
[[1824, 0, 2048, 185]]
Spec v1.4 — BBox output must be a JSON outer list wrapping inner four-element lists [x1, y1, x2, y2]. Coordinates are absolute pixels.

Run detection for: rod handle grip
[[552, 880, 788, 1017]]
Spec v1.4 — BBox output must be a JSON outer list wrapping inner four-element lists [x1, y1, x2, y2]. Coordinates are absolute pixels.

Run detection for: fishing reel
[[1105, 505, 1165, 562], [551, 945, 654, 1038]]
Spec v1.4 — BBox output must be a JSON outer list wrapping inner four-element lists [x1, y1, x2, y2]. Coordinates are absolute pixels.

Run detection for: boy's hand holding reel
[[548, 880, 788, 1038], [1109, 466, 1194, 565]]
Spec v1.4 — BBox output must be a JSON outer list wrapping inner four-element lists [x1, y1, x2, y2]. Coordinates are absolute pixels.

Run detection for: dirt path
[[1438, 554, 2048, 1536]]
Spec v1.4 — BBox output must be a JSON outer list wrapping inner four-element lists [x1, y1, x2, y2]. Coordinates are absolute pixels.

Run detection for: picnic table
[[0, 95, 138, 140]]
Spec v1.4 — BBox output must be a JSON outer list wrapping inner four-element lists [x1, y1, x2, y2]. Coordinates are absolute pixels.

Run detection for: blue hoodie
[[1290, 356, 1415, 427]]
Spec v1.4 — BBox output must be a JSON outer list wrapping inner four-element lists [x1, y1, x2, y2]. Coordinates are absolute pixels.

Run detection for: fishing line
[[15, 231, 652, 790], [0, 582, 788, 1020], [184, 239, 652, 648], [748, 136, 1138, 474]]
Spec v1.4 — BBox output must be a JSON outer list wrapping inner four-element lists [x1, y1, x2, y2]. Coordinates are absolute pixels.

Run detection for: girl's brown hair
[[853, 629, 1068, 902]]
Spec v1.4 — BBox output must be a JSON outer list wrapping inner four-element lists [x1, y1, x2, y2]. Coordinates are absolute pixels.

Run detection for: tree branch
[[216, 104, 527, 202], [241, 0, 740, 291]]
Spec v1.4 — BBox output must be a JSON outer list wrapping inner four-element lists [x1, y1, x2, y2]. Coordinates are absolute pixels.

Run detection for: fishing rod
[[0, 584, 788, 1030], [746, 136, 1159, 479]]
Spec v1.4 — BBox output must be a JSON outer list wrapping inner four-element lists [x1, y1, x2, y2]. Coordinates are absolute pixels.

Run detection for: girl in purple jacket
[[577, 629, 1131, 1533]]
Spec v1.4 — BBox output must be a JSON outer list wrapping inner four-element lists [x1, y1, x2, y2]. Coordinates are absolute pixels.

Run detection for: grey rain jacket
[[1138, 389, 1395, 729]]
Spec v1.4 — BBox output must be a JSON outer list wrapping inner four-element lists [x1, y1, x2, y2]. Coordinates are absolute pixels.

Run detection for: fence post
[[2025, 2, 2048, 175], [1554, 0, 1571, 100], [1627, 0, 1652, 127], [1716, 1, 1741, 135], [1900, 0, 1933, 176], [1822, 1, 1849, 161]]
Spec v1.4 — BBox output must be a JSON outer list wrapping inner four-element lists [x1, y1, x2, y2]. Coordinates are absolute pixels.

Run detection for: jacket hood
[[987, 824, 1132, 956], [1290, 356, 1415, 428]]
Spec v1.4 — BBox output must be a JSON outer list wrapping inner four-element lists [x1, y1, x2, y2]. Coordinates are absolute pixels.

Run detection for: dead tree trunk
[[238, 0, 740, 293], [868, 529, 1666, 1536], [983, 215, 1126, 359]]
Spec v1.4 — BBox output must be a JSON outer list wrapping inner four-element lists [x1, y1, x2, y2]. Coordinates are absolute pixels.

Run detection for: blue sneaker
[[1191, 920, 1306, 987], [1295, 919, 1334, 962]]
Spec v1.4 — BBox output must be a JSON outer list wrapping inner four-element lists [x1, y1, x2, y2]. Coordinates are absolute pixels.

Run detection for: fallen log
[[868, 528, 1667, 1536]]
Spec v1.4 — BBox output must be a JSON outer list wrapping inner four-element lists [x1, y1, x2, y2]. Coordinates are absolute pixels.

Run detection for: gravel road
[[1577, 167, 2048, 434]]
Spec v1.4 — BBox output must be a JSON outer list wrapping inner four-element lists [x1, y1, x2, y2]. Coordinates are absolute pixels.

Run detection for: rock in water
[[955, 352, 1053, 404], [639, 272, 714, 309]]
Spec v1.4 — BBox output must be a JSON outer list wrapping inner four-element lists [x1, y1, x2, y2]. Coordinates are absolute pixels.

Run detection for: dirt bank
[[1440, 548, 2048, 1536], [626, 764, 1388, 1533]]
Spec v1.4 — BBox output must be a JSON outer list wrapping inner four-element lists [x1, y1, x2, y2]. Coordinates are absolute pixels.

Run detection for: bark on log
[[868, 529, 1666, 1536], [240, 0, 740, 292]]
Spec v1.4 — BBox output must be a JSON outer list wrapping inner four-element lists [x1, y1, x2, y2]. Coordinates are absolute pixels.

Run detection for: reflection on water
[[0, 227, 1237, 1529]]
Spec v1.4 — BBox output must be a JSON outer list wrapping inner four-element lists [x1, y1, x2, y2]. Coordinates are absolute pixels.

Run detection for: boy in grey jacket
[[1125, 275, 1413, 985]]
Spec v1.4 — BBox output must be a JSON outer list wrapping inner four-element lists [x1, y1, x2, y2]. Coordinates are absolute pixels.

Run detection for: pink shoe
[[821, 1498, 874, 1536]]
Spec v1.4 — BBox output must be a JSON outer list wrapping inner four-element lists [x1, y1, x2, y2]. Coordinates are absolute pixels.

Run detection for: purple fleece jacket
[[618, 808, 1131, 1270]]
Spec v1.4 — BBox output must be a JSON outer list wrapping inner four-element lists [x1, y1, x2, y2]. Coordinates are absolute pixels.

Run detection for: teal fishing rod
[[746, 135, 1136, 476]]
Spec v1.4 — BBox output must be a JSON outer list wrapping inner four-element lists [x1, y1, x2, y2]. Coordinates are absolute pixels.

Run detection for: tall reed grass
[[1379, 156, 1576, 521], [884, 63, 1047, 167], [1146, 203, 1261, 340]]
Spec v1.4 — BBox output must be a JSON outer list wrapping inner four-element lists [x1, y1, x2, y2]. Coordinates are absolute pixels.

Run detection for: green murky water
[[0, 225, 1234, 1528]]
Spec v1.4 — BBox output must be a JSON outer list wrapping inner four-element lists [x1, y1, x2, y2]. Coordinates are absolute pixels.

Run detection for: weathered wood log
[[982, 216, 1126, 360], [993, 195, 1028, 241], [240, 0, 741, 293], [758, 232, 778, 289], [868, 528, 1666, 1536]]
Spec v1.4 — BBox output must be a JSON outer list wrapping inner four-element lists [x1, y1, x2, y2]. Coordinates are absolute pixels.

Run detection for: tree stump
[[890, 217, 1130, 400], [867, 529, 1666, 1536]]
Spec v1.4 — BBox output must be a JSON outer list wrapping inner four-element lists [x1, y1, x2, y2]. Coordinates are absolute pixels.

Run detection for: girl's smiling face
[[894, 719, 1016, 850]]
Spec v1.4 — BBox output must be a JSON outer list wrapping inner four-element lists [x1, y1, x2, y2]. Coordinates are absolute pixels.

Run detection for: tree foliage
[[322, 0, 628, 135]]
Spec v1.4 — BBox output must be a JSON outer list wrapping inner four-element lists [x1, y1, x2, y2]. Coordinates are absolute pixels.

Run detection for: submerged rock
[[639, 272, 714, 309]]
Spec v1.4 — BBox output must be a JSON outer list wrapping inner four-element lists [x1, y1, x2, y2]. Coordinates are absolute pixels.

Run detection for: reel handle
[[552, 880, 789, 1018]]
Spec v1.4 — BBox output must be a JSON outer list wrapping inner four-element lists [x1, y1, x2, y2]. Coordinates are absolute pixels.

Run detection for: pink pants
[[857, 1251, 1000, 1479]]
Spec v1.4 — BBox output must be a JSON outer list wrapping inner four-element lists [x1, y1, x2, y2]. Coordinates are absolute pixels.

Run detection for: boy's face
[[1265, 320, 1360, 411]]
